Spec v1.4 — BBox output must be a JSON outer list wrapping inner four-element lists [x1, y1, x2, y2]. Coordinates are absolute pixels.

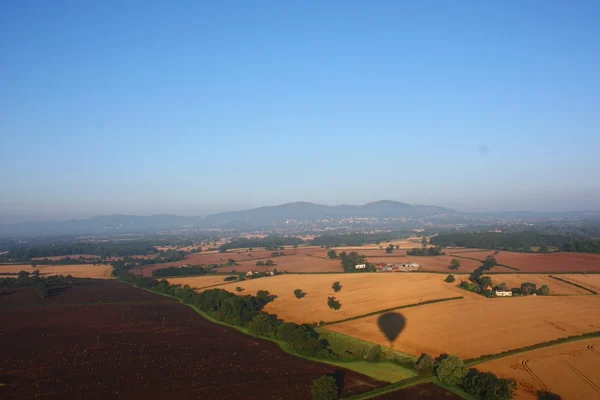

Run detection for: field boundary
[[325, 296, 464, 326], [549, 275, 598, 295], [465, 331, 600, 366], [450, 254, 520, 271]]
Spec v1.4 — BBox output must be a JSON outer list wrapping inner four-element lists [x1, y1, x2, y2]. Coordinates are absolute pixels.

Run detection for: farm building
[[495, 290, 513, 297], [355, 264, 366, 269]]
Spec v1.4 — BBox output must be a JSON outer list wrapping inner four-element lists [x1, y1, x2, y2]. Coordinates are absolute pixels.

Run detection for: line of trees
[[338, 251, 376, 272], [311, 232, 410, 247], [218, 236, 304, 252], [152, 266, 212, 277], [407, 247, 444, 256], [0, 270, 82, 299], [4, 241, 160, 261]]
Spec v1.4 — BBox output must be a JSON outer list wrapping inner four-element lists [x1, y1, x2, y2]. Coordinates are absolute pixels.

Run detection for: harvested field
[[374, 382, 463, 399], [0, 280, 384, 399], [132, 247, 332, 276], [167, 275, 236, 289], [455, 251, 600, 273], [490, 274, 592, 295], [561, 274, 600, 293], [191, 273, 474, 324], [478, 338, 600, 400], [365, 255, 484, 272], [0, 264, 112, 279], [327, 295, 600, 359]]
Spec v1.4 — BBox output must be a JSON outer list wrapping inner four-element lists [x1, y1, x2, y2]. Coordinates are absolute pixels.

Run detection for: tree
[[235, 286, 244, 292], [461, 369, 517, 400], [537, 285, 550, 296], [521, 282, 537, 295], [327, 296, 341, 310], [422, 237, 428, 248], [311, 375, 339, 400], [256, 260, 265, 266], [366, 344, 381, 362], [445, 274, 456, 283], [415, 353, 435, 374], [265, 259, 275, 266], [479, 276, 493, 289], [449, 259, 461, 270], [247, 312, 280, 337], [327, 250, 338, 259], [332, 281, 342, 292], [385, 244, 394, 253], [395, 245, 399, 249], [224, 276, 237, 281], [483, 256, 497, 269], [434, 355, 468, 385], [294, 289, 306, 299]]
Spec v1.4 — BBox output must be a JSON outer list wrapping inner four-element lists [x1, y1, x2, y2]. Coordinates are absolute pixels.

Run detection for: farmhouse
[[355, 264, 366, 269], [495, 290, 513, 297]]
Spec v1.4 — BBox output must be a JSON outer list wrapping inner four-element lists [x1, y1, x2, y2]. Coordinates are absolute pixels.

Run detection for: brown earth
[[478, 338, 600, 399], [452, 251, 600, 273], [374, 382, 463, 399], [327, 295, 600, 359], [0, 280, 385, 399]]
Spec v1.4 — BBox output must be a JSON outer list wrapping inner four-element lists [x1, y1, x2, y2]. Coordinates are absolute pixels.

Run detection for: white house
[[355, 264, 366, 269], [246, 271, 255, 276], [495, 290, 513, 297]]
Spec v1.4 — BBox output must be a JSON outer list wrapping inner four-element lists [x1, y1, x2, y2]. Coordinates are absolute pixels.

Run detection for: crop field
[[192, 273, 473, 324], [364, 255, 485, 272], [374, 382, 463, 399], [0, 264, 113, 279], [0, 280, 384, 399], [561, 274, 600, 293], [478, 338, 600, 399], [327, 295, 600, 359], [452, 251, 600, 273], [490, 274, 592, 295]]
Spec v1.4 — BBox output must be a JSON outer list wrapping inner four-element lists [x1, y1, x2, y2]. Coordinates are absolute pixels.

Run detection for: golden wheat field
[[327, 295, 600, 359], [560, 274, 600, 293], [0, 264, 113, 279], [478, 338, 600, 400], [490, 274, 592, 295], [188, 273, 476, 324]]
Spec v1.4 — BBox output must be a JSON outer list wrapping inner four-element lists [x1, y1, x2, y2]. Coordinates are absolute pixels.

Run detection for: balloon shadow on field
[[377, 312, 407, 348]]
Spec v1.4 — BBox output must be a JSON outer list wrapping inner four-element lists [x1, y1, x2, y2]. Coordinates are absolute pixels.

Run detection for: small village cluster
[[355, 262, 421, 272]]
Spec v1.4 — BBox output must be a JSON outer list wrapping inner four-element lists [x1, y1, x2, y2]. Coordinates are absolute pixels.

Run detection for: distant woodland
[[310, 232, 411, 247]]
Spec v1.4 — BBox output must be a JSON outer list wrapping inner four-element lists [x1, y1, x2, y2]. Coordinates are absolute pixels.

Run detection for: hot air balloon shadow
[[377, 312, 406, 348]]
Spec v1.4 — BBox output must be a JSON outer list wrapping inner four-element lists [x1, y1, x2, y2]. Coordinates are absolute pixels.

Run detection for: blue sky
[[1, 1, 599, 221]]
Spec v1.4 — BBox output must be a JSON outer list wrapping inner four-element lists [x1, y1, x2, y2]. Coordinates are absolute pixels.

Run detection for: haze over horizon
[[2, 1, 599, 222]]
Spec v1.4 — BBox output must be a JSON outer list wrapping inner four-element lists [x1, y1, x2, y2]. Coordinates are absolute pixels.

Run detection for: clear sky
[[1, 1, 599, 221]]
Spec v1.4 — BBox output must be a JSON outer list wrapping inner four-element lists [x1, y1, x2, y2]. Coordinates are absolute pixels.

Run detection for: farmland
[[452, 250, 600, 273], [0, 280, 384, 399], [478, 338, 600, 399], [327, 295, 600, 359], [167, 275, 236, 289], [0, 263, 112, 279], [364, 255, 485, 272], [489, 274, 592, 295], [561, 274, 600, 293], [185, 273, 474, 324]]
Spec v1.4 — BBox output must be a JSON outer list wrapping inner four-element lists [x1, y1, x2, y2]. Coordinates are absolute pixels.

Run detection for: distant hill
[[204, 200, 454, 224]]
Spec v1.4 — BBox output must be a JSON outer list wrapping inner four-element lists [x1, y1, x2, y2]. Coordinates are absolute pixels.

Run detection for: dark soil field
[[0, 280, 384, 399], [374, 383, 463, 399]]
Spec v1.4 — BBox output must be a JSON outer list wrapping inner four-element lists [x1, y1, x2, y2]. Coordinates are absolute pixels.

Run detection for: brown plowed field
[[374, 382, 463, 399], [0, 280, 384, 399], [0, 264, 113, 279], [187, 273, 474, 324], [478, 338, 600, 399], [490, 274, 591, 295], [327, 295, 600, 359]]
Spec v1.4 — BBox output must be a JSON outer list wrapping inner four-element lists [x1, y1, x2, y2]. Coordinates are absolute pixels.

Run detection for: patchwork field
[[478, 338, 600, 400], [561, 274, 600, 293], [0, 264, 113, 279], [190, 273, 474, 324], [490, 274, 592, 295], [0, 280, 383, 399], [453, 251, 600, 273], [327, 295, 600, 359]]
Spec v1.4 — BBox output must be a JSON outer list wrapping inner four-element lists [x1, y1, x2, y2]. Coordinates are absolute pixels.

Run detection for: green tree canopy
[[435, 355, 468, 385], [311, 375, 339, 400]]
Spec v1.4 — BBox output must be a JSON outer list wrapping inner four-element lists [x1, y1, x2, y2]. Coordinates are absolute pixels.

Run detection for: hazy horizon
[[2, 1, 599, 222]]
